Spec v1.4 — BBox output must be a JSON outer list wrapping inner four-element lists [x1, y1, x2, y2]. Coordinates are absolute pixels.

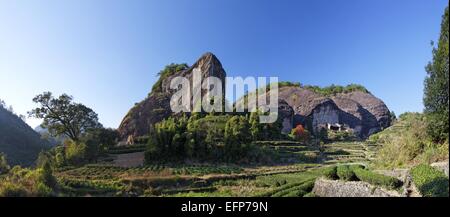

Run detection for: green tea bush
[[336, 165, 356, 181], [271, 180, 315, 197], [410, 164, 449, 197], [353, 168, 402, 189], [322, 166, 338, 180]]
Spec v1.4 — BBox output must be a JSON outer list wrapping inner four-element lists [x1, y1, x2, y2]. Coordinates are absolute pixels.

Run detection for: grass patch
[[336, 165, 356, 181], [410, 164, 449, 197]]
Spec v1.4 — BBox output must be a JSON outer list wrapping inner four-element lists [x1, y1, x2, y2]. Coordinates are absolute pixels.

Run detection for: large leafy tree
[[28, 92, 101, 141], [424, 7, 449, 143]]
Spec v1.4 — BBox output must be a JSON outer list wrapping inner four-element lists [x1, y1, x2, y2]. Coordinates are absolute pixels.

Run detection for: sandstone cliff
[[118, 52, 227, 139]]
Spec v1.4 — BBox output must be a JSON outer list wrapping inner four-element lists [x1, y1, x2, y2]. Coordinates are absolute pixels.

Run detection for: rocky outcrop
[[278, 99, 295, 134], [312, 178, 402, 197], [238, 85, 391, 138], [118, 53, 227, 139], [335, 91, 391, 132]]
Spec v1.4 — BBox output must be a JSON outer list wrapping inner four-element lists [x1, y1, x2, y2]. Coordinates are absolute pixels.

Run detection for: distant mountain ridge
[[0, 106, 51, 166]]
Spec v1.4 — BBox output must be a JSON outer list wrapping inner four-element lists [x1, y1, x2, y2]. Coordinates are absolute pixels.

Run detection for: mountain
[[0, 106, 51, 166], [118, 52, 392, 140], [118, 52, 227, 140]]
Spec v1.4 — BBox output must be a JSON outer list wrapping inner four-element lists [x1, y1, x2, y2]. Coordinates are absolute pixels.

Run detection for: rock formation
[[118, 52, 227, 139], [237, 84, 391, 138], [118, 52, 392, 140]]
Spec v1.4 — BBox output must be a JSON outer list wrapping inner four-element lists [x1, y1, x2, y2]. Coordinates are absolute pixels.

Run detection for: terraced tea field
[[55, 140, 378, 197]]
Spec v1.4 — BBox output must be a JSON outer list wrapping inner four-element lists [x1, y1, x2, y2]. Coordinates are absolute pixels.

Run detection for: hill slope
[[0, 106, 50, 166]]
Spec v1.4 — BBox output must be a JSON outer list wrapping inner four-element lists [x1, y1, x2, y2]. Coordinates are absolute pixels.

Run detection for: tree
[[81, 128, 119, 161], [28, 92, 101, 141], [424, 7, 449, 143], [390, 111, 397, 123], [290, 124, 310, 142], [224, 116, 251, 160], [249, 111, 263, 140], [0, 153, 10, 175]]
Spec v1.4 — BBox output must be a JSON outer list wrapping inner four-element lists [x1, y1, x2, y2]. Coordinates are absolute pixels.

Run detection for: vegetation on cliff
[[303, 84, 369, 96], [151, 63, 189, 93]]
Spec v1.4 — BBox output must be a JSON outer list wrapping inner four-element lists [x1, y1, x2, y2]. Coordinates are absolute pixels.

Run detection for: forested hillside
[[0, 102, 50, 166]]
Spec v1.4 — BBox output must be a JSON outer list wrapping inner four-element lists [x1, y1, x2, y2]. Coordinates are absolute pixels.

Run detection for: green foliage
[[145, 114, 273, 164], [0, 165, 57, 197], [80, 128, 119, 161], [248, 110, 282, 141], [336, 165, 356, 181], [390, 111, 397, 123], [224, 116, 251, 158], [65, 140, 87, 166], [327, 130, 357, 142], [271, 180, 315, 197], [323, 165, 402, 190], [410, 164, 449, 197], [0, 153, 10, 175], [372, 113, 449, 169], [151, 63, 189, 93], [146, 116, 189, 162], [28, 92, 102, 141], [249, 111, 263, 140], [0, 182, 28, 197], [353, 167, 402, 189], [322, 166, 338, 179], [423, 7, 449, 144], [304, 84, 369, 96]]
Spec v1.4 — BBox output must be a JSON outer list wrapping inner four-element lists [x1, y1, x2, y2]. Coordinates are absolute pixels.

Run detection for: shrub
[[151, 63, 189, 92], [0, 182, 28, 197], [65, 140, 87, 165], [0, 165, 57, 197], [322, 166, 338, 180], [289, 124, 311, 142], [410, 164, 449, 197], [373, 112, 449, 169], [353, 168, 402, 189], [304, 84, 369, 96], [271, 180, 315, 197], [336, 165, 356, 181]]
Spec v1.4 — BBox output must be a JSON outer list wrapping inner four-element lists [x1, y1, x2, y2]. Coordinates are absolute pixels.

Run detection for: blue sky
[[0, 0, 448, 128]]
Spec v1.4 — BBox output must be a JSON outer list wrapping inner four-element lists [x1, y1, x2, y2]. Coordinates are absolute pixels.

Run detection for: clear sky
[[0, 0, 448, 128]]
